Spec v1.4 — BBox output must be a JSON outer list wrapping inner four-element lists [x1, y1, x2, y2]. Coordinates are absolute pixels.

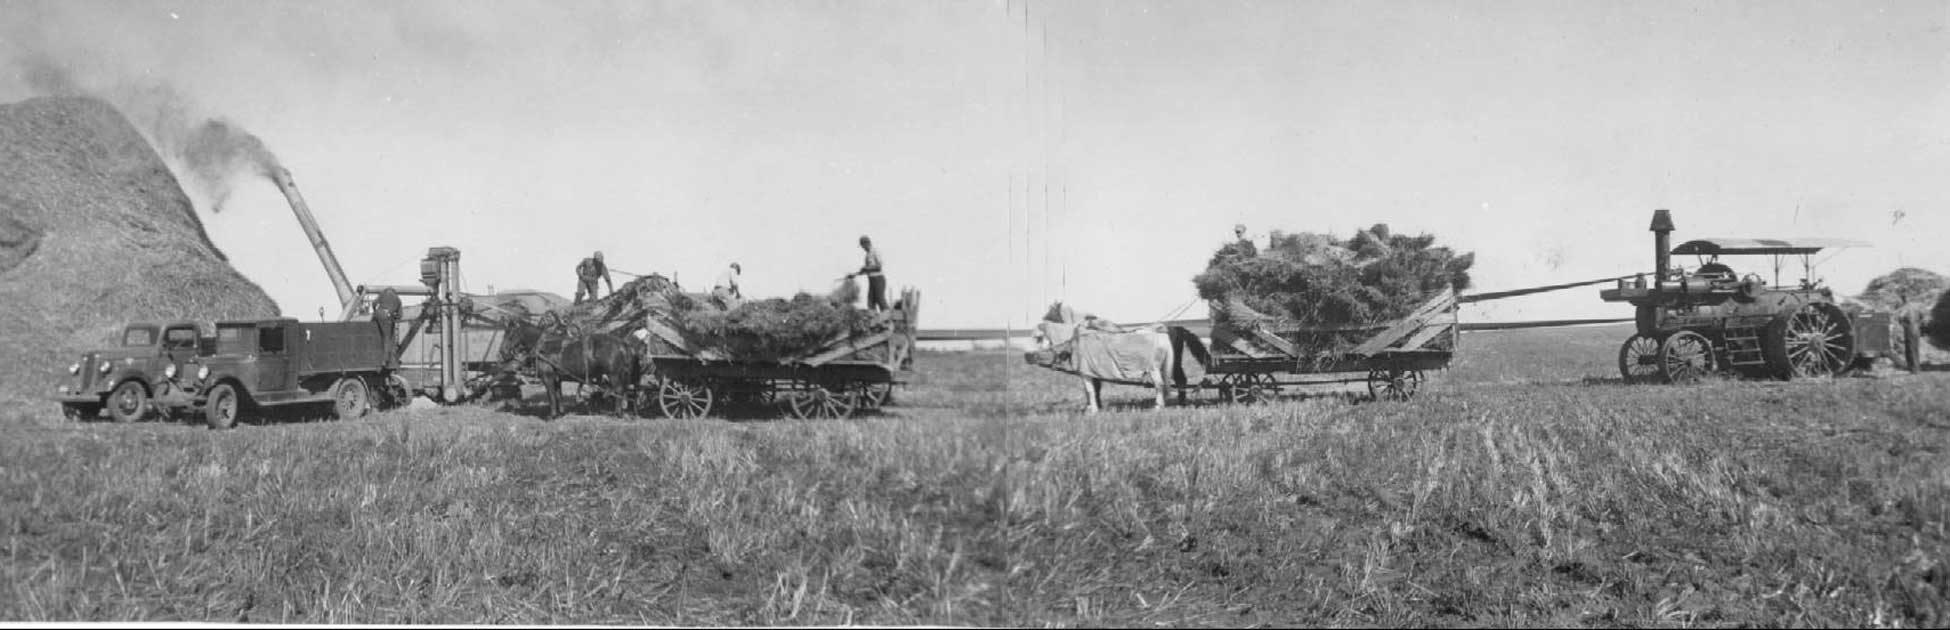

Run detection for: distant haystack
[[0, 96, 279, 398], [1856, 267, 1946, 317]]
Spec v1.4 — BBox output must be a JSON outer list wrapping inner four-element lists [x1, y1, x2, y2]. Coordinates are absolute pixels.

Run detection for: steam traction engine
[[1600, 209, 1918, 383]]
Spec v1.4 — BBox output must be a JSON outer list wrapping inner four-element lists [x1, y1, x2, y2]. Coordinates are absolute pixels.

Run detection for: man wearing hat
[[1229, 223, 1259, 259], [573, 250, 614, 304], [845, 235, 888, 312]]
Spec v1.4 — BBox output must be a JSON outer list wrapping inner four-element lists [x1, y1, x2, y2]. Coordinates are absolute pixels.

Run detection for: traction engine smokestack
[[1650, 209, 1675, 289], [269, 167, 357, 314]]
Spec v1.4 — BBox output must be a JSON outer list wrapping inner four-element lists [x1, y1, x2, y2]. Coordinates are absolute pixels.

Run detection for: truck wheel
[[61, 403, 102, 421], [107, 381, 149, 423], [205, 383, 242, 430], [331, 377, 372, 420]]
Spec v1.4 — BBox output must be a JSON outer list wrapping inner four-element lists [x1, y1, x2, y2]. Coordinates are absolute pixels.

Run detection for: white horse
[[1031, 303, 1206, 413]]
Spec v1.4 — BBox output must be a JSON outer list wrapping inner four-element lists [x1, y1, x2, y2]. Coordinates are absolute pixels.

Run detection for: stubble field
[[3, 323, 1948, 626]]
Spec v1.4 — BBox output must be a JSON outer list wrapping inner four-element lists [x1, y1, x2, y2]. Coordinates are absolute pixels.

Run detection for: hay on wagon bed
[[1193, 223, 1472, 358], [552, 275, 876, 361]]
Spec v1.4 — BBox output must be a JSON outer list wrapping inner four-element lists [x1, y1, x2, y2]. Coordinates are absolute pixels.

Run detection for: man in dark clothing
[[573, 251, 614, 304], [372, 287, 403, 368], [846, 235, 887, 312]]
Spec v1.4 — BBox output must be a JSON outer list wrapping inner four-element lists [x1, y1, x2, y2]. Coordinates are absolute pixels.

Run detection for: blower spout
[[269, 167, 356, 311]]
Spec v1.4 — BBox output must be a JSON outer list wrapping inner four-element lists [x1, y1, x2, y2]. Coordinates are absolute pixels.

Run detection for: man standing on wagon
[[846, 235, 888, 312], [712, 262, 743, 307], [573, 250, 614, 305]]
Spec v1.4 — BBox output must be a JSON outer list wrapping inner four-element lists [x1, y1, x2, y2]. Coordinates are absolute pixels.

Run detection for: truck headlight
[[197, 366, 210, 380], [164, 364, 177, 379], [68, 362, 80, 375]]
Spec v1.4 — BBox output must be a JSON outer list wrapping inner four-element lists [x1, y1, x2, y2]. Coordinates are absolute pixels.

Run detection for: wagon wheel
[[656, 378, 714, 419], [855, 381, 893, 410], [1366, 369, 1423, 401], [1658, 330, 1714, 384], [788, 383, 858, 420], [330, 377, 372, 420], [1225, 373, 1277, 405], [1762, 302, 1854, 380], [1617, 334, 1664, 384]]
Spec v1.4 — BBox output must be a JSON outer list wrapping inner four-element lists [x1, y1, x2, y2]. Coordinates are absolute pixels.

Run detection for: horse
[[1031, 302, 1208, 413], [503, 315, 646, 419]]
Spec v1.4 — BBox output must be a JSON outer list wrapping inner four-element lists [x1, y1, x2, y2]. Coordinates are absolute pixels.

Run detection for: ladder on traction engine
[[1720, 325, 1765, 367]]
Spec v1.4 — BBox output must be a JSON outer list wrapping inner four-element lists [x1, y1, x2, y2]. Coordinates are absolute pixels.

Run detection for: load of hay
[[1192, 223, 1473, 357], [0, 96, 280, 400], [553, 275, 876, 362]]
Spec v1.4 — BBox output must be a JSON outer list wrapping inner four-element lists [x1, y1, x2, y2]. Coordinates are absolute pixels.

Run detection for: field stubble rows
[[3, 325, 1948, 626]]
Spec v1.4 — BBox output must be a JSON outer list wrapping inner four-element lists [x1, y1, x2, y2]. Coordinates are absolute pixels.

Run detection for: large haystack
[[0, 96, 279, 398], [1857, 267, 1946, 318]]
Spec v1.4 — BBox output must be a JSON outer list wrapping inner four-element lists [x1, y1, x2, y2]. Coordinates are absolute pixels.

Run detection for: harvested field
[[0, 96, 278, 400], [3, 326, 1946, 626]]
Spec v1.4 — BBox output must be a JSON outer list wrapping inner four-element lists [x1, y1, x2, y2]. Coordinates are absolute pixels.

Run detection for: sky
[[4, 0, 1949, 329]]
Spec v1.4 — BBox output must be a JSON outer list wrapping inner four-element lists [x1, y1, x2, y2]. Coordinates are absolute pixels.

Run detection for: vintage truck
[[56, 317, 402, 428], [191, 317, 401, 429], [55, 321, 211, 422]]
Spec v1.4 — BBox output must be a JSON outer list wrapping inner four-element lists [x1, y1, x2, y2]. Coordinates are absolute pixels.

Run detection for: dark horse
[[502, 314, 646, 419]]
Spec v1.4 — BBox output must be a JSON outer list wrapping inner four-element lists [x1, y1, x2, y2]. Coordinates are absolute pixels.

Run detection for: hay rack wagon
[[1197, 286, 1459, 402], [1600, 209, 1919, 383], [616, 287, 923, 420]]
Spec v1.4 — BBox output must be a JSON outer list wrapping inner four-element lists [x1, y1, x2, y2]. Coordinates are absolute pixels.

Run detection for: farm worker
[[372, 287, 403, 368], [1225, 223, 1259, 259], [573, 251, 614, 305], [712, 262, 743, 304], [846, 235, 887, 312]]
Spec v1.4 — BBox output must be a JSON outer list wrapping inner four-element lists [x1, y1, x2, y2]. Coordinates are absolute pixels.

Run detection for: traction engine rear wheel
[[1763, 303, 1854, 380], [1658, 330, 1713, 384], [1618, 334, 1663, 384]]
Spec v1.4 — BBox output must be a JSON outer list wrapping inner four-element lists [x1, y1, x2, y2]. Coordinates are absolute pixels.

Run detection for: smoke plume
[[9, 53, 285, 213]]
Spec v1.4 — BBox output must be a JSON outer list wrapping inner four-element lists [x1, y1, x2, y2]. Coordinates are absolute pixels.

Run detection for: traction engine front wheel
[[1618, 333, 1664, 384]]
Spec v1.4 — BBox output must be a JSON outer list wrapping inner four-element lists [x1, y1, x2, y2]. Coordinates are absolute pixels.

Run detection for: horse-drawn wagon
[[1025, 287, 1456, 410], [1200, 286, 1458, 402], [634, 286, 922, 420], [502, 276, 923, 420]]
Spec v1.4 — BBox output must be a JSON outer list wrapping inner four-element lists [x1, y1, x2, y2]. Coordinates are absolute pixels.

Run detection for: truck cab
[[55, 321, 211, 422]]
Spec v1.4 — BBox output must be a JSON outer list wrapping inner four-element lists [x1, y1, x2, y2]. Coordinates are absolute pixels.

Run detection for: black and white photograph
[[2, 0, 1947, 626]]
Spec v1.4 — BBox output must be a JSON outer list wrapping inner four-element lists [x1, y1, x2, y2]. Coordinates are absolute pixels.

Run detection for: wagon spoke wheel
[[856, 382, 893, 410], [1226, 373, 1276, 405], [1764, 303, 1854, 380], [656, 378, 714, 419], [1658, 330, 1714, 384], [1367, 369, 1423, 401], [1617, 334, 1664, 384], [789, 383, 857, 420]]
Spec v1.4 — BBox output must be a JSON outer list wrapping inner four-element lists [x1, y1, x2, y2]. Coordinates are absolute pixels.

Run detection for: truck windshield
[[215, 327, 251, 354], [163, 328, 198, 349], [122, 327, 157, 347]]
